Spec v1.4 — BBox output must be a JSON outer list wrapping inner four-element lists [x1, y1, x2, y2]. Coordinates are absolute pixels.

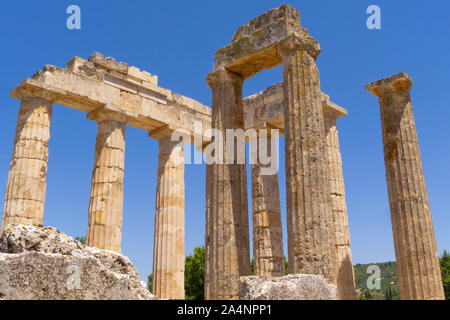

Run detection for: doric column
[[251, 130, 284, 276], [366, 73, 445, 300], [150, 127, 185, 300], [278, 34, 337, 284], [86, 108, 126, 253], [205, 68, 250, 300], [322, 99, 356, 299], [1, 98, 52, 232]]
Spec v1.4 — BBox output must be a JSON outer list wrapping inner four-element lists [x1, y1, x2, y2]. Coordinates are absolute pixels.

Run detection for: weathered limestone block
[[11, 53, 211, 142], [278, 34, 337, 284], [243, 82, 284, 132], [366, 72, 445, 300], [251, 133, 284, 277], [1, 98, 52, 233], [0, 224, 156, 300], [86, 108, 126, 253], [239, 275, 337, 300], [205, 68, 250, 300], [322, 98, 356, 300], [215, 4, 303, 79], [151, 129, 185, 300]]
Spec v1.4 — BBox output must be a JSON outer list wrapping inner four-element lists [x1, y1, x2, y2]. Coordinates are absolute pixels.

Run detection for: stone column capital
[[365, 72, 413, 98], [277, 32, 321, 61], [206, 68, 243, 88], [148, 125, 174, 141], [87, 105, 131, 124]]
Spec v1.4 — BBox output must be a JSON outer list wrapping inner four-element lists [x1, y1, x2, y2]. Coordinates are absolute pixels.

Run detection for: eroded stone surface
[[239, 274, 337, 300], [279, 36, 337, 284], [1, 98, 52, 233], [205, 68, 250, 300], [0, 224, 156, 300], [323, 103, 356, 300], [214, 4, 306, 79], [11, 53, 211, 139]]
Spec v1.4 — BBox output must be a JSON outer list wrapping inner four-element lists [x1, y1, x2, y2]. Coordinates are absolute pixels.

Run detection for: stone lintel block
[[10, 78, 66, 103], [365, 72, 413, 98], [12, 55, 211, 143], [214, 5, 304, 79], [244, 82, 347, 131], [232, 4, 301, 42]]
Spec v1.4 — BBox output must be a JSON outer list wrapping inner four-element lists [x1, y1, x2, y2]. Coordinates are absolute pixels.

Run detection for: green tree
[[285, 258, 289, 275], [440, 250, 450, 300], [250, 258, 254, 275], [75, 236, 85, 245], [384, 286, 392, 300], [147, 274, 153, 293], [185, 246, 205, 300]]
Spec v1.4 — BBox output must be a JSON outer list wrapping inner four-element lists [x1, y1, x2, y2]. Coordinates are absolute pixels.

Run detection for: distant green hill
[[353, 261, 400, 300]]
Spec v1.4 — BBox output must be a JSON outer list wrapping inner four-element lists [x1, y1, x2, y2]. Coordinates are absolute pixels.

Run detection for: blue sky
[[0, 1, 449, 281]]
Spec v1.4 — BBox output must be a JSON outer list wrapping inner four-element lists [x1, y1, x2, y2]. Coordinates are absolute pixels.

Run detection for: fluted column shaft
[[366, 73, 445, 300], [251, 134, 284, 276], [323, 110, 356, 300], [205, 68, 250, 300], [86, 111, 126, 253], [152, 132, 185, 299], [279, 35, 337, 284], [1, 98, 52, 232]]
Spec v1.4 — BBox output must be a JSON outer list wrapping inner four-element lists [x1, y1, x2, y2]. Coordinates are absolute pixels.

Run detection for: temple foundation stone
[[366, 72, 445, 300]]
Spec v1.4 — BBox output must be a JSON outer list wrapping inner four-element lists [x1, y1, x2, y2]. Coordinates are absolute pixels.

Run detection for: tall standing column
[[151, 128, 185, 300], [86, 109, 126, 253], [366, 72, 445, 300], [2, 98, 53, 232], [278, 34, 337, 284], [251, 131, 284, 276], [205, 68, 250, 300], [323, 102, 356, 300]]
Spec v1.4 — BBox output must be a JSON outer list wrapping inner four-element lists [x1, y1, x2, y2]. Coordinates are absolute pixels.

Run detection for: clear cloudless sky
[[0, 1, 449, 281]]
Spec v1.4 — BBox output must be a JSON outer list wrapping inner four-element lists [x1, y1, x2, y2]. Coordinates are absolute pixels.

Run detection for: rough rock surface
[[239, 274, 337, 300], [0, 224, 157, 300]]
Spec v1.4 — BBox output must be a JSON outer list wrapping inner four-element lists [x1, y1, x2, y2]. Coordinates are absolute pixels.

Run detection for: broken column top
[[214, 4, 306, 79], [365, 72, 413, 98]]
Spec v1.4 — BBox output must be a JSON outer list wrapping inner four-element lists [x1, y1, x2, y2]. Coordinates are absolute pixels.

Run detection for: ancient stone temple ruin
[[0, 4, 445, 300]]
